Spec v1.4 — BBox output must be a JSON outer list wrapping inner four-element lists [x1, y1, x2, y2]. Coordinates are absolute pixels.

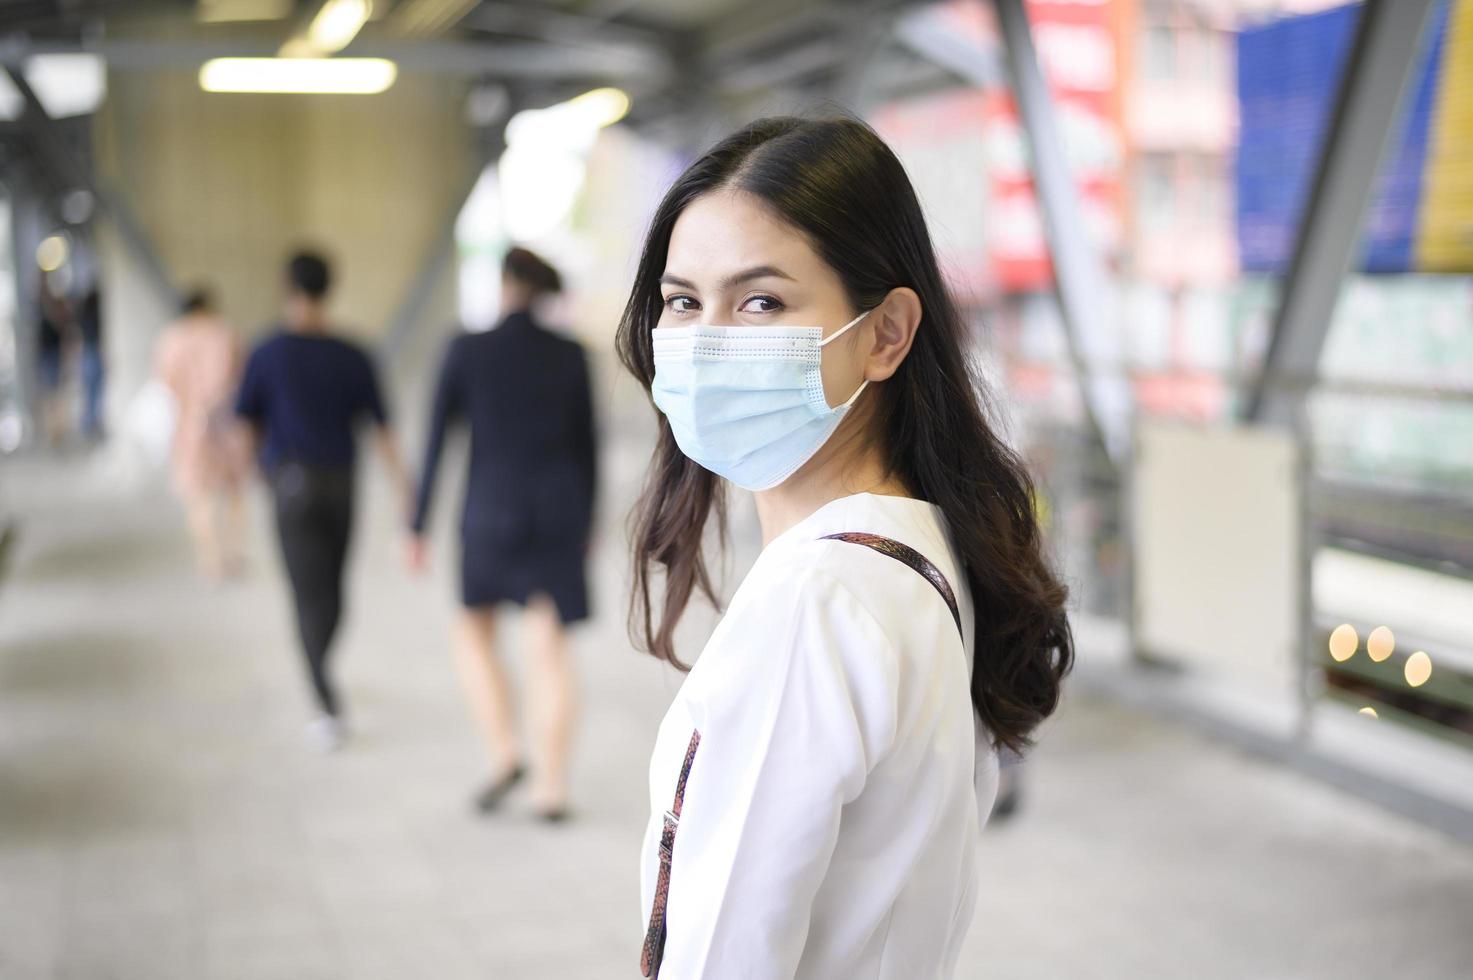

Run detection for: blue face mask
[[651, 310, 872, 491]]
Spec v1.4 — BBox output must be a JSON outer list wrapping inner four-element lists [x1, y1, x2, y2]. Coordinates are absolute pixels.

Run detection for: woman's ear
[[865, 287, 922, 382]]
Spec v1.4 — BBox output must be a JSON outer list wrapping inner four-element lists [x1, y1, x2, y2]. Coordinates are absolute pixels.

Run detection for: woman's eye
[[739, 294, 783, 314], [663, 295, 698, 314]]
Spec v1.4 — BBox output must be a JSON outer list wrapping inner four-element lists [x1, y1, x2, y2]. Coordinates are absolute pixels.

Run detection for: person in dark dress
[[236, 251, 411, 751], [408, 247, 597, 820]]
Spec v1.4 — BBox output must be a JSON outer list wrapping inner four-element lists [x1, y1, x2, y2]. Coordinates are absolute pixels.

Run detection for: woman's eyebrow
[[658, 265, 795, 291]]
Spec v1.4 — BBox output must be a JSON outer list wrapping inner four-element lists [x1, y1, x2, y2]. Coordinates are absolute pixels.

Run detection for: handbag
[[639, 531, 963, 978]]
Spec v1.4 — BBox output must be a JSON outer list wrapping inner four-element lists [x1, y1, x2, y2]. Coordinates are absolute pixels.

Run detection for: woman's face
[[658, 189, 867, 409]]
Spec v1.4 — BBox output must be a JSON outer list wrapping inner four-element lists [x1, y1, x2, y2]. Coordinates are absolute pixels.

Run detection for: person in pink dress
[[152, 288, 250, 579]]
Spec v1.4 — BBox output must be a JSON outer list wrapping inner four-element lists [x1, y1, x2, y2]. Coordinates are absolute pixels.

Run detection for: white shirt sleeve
[[659, 562, 900, 979]]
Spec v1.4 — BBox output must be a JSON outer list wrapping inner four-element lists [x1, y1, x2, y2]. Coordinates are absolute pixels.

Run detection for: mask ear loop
[[817, 308, 872, 348], [818, 308, 875, 408]]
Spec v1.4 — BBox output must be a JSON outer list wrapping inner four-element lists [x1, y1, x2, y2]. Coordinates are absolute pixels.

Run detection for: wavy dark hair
[[615, 116, 1072, 753]]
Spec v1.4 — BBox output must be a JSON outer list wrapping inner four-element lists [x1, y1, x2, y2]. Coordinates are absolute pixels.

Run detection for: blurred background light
[[1405, 651, 1433, 688], [35, 235, 68, 273], [1328, 623, 1358, 663], [454, 166, 505, 331], [496, 88, 631, 245], [1359, 706, 1378, 719], [505, 87, 631, 153], [499, 144, 585, 243], [0, 72, 23, 122], [61, 189, 96, 226], [568, 87, 632, 130], [1367, 626, 1396, 663], [199, 58, 397, 94], [0, 410, 22, 454], [465, 83, 510, 129], [305, 0, 373, 56], [24, 54, 107, 118]]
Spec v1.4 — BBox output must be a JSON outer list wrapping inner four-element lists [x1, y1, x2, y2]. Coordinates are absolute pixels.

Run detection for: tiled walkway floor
[[2, 448, 1471, 979]]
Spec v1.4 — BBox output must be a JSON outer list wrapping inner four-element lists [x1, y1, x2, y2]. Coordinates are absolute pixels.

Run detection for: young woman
[[408, 248, 597, 821], [618, 117, 1073, 978], [153, 287, 249, 580]]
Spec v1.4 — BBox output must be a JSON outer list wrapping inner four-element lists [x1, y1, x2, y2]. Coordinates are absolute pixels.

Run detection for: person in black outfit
[[36, 278, 71, 447], [409, 247, 597, 820], [236, 251, 410, 751], [78, 288, 105, 441]]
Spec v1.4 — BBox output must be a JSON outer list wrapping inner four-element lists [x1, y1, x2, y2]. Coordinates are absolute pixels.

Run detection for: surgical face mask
[[650, 310, 871, 491]]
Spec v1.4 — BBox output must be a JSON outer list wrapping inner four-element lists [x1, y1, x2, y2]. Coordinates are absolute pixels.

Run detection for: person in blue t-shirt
[[236, 251, 410, 751]]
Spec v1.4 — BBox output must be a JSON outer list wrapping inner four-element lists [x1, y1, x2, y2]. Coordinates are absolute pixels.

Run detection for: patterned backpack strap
[[821, 532, 964, 642], [641, 729, 701, 979]]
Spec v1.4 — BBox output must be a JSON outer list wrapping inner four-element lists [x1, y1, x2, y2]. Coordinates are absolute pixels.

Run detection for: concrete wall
[[92, 66, 473, 372]]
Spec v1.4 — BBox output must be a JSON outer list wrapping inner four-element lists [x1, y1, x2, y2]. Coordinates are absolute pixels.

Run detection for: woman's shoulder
[[776, 500, 958, 615], [706, 545, 901, 679], [687, 550, 902, 755], [746, 524, 964, 675]]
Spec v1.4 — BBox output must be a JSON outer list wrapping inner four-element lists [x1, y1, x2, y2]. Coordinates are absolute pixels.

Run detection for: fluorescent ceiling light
[[199, 58, 397, 94], [307, 0, 372, 55], [197, 0, 293, 22], [24, 54, 107, 118]]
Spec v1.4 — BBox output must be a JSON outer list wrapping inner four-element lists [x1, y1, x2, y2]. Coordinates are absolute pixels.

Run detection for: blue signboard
[[1236, 1, 1452, 274]]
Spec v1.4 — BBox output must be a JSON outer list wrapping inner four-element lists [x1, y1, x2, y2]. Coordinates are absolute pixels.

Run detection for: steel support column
[[990, 0, 1125, 468], [382, 133, 506, 362]]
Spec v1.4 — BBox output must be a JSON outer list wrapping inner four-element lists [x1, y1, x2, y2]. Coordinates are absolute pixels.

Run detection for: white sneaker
[[306, 714, 346, 752]]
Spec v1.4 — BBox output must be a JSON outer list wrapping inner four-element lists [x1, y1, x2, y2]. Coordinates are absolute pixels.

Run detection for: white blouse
[[640, 492, 999, 980]]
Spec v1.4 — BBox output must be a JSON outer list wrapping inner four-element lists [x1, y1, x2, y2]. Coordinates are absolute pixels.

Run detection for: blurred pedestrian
[[152, 287, 249, 580], [619, 117, 1073, 978], [408, 247, 597, 821], [78, 287, 106, 441], [36, 277, 71, 448], [236, 251, 411, 751]]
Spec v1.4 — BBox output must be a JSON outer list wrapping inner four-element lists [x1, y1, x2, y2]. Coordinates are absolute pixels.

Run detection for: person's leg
[[992, 746, 1025, 820], [80, 346, 104, 440], [455, 607, 524, 783], [523, 593, 577, 816], [308, 476, 353, 717], [274, 470, 344, 720], [38, 354, 65, 447], [220, 483, 248, 576], [184, 491, 223, 579]]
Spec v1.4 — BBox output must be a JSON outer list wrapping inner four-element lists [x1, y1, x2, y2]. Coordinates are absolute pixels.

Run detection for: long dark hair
[[615, 116, 1072, 753]]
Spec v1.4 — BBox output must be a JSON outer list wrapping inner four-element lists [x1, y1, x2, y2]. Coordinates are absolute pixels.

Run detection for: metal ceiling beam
[[702, 0, 914, 64], [892, 3, 1004, 91], [0, 36, 675, 82], [990, 0, 1125, 468], [1244, 0, 1439, 427], [460, 1, 664, 50]]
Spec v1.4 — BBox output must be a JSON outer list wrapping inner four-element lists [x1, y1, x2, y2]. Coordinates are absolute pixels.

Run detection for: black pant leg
[[273, 466, 354, 717]]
